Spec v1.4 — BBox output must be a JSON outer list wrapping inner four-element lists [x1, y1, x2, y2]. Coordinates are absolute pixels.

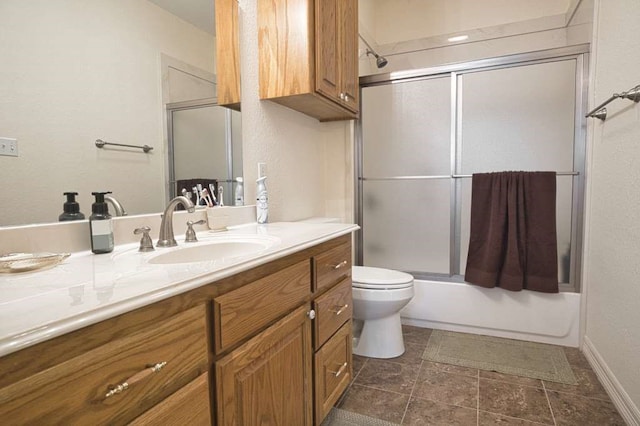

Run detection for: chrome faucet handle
[[185, 220, 206, 243], [134, 226, 154, 252]]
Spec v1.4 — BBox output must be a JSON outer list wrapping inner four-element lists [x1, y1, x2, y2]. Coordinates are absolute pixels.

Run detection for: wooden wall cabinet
[[215, 0, 241, 109], [0, 235, 354, 425], [258, 0, 359, 122]]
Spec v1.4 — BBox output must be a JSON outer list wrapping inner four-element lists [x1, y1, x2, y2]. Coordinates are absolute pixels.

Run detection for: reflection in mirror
[[168, 99, 242, 207], [0, 0, 242, 227]]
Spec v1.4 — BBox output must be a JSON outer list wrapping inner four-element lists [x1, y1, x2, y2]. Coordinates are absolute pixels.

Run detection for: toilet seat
[[352, 266, 414, 290]]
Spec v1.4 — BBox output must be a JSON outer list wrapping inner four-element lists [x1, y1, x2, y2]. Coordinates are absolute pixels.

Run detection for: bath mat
[[422, 330, 577, 385], [321, 408, 399, 426]]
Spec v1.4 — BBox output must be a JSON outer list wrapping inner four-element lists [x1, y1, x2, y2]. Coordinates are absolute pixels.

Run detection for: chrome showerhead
[[366, 49, 388, 69]]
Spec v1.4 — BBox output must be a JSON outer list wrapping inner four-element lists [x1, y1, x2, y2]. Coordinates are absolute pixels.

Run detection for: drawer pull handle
[[329, 362, 348, 377], [332, 260, 348, 270], [105, 361, 167, 398], [331, 304, 349, 316]]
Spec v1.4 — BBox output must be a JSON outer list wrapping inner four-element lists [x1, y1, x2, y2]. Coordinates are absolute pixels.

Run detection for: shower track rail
[[360, 171, 579, 181]]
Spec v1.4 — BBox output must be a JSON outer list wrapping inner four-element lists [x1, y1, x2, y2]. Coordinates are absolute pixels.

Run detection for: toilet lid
[[352, 266, 414, 289]]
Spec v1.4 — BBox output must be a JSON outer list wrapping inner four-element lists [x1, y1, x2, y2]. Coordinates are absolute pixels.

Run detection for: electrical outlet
[[0, 137, 18, 157], [258, 162, 267, 178]]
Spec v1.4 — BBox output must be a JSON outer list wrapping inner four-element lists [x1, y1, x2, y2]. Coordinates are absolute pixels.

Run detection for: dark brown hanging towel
[[464, 171, 559, 293]]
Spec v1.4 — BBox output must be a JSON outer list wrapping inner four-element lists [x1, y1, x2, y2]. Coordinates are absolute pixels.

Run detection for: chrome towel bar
[[361, 172, 579, 181], [95, 139, 153, 153], [586, 84, 640, 121]]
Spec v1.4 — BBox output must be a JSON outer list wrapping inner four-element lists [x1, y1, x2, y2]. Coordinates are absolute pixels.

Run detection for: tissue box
[[206, 208, 229, 232]]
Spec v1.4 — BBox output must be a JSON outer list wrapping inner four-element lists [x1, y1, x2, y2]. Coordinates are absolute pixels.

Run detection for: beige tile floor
[[337, 326, 626, 425]]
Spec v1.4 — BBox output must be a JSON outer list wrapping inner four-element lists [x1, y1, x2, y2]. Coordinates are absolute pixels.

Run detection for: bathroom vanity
[[0, 222, 357, 425]]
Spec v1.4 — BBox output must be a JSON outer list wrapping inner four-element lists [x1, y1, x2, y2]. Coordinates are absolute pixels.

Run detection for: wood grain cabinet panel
[[213, 260, 311, 353], [0, 305, 208, 425], [216, 306, 314, 426], [314, 277, 353, 349], [314, 241, 352, 292], [314, 321, 353, 425], [258, 0, 359, 121], [215, 0, 241, 109], [130, 373, 211, 425]]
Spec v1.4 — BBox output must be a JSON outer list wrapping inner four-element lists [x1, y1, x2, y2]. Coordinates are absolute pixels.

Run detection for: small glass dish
[[0, 252, 70, 273]]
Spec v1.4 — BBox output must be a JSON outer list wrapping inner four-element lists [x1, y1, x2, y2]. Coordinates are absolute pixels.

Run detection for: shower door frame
[[355, 44, 590, 292]]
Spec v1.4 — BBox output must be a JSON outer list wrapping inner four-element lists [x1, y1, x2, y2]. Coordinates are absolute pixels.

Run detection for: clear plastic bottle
[[256, 176, 268, 223], [234, 177, 244, 206]]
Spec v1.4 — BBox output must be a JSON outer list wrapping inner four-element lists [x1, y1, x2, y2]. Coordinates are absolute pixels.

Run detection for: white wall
[[359, 0, 591, 75], [372, 0, 570, 45], [238, 1, 352, 223], [583, 0, 640, 417], [0, 0, 214, 226]]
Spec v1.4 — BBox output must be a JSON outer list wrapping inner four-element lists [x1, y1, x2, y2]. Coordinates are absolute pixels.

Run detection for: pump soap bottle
[[256, 176, 268, 224], [59, 192, 85, 221], [90, 191, 114, 254]]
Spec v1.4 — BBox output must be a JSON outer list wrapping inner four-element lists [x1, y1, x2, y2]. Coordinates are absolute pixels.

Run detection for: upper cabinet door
[[315, 0, 340, 102], [339, 0, 359, 113], [216, 0, 241, 109]]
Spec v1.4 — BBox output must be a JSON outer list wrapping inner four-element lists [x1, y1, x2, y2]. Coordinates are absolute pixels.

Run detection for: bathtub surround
[[465, 171, 559, 293]]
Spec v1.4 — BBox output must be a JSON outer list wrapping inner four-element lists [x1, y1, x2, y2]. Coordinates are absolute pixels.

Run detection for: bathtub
[[400, 279, 581, 347]]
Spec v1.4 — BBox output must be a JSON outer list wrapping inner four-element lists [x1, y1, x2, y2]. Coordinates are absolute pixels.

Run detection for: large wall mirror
[[0, 0, 242, 227]]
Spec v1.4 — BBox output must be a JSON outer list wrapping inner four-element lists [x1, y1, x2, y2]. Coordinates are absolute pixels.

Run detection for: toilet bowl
[[352, 266, 414, 359]]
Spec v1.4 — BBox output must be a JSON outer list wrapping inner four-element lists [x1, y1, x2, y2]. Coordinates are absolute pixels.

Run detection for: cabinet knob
[[339, 92, 345, 100], [344, 94, 350, 102], [306, 309, 316, 320]]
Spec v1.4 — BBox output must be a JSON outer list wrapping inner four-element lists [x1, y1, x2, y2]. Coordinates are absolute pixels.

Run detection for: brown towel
[[464, 171, 559, 293]]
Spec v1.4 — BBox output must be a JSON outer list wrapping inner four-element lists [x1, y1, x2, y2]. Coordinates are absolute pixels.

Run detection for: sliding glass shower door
[[361, 76, 452, 274], [358, 48, 587, 289]]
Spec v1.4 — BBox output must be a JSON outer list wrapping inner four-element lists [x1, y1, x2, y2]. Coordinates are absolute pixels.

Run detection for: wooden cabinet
[[0, 305, 208, 425], [258, 0, 359, 122], [0, 234, 354, 425], [131, 373, 211, 425], [314, 321, 353, 424], [215, 0, 241, 109], [216, 306, 314, 426]]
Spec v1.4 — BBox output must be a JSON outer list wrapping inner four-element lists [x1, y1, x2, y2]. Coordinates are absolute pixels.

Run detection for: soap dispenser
[[90, 191, 114, 254], [59, 192, 85, 221], [256, 176, 268, 224]]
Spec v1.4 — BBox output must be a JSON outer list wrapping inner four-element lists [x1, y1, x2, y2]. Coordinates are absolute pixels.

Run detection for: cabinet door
[[314, 321, 353, 425], [130, 373, 211, 425], [216, 0, 241, 108], [216, 305, 313, 426], [339, 0, 359, 113], [315, 0, 340, 102]]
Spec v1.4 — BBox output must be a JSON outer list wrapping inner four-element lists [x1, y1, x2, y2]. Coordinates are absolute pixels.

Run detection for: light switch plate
[[0, 137, 18, 157]]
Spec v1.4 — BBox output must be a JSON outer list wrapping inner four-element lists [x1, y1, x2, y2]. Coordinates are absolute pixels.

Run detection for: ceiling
[[147, 0, 215, 34]]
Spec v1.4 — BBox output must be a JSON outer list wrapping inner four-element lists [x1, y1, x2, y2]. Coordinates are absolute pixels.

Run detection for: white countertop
[[0, 222, 359, 357]]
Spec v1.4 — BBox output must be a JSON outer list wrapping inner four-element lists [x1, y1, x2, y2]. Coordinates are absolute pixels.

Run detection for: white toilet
[[352, 266, 415, 359]]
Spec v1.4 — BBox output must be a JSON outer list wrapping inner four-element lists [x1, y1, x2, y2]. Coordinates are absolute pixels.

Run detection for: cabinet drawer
[[314, 277, 352, 348], [314, 241, 352, 292], [0, 305, 208, 425], [214, 260, 311, 353], [130, 373, 211, 425], [314, 321, 353, 425]]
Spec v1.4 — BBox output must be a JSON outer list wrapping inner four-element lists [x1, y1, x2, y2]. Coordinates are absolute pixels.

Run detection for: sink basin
[[147, 236, 277, 265]]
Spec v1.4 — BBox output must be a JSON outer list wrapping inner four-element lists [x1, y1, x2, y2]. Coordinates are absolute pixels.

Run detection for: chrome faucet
[[157, 196, 195, 247], [104, 195, 127, 217]]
